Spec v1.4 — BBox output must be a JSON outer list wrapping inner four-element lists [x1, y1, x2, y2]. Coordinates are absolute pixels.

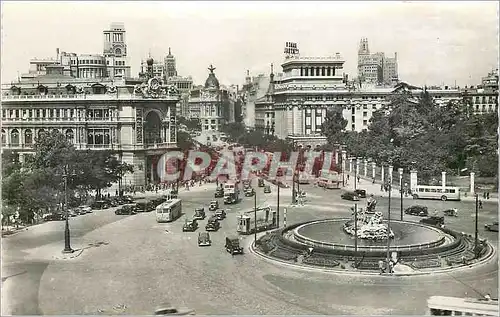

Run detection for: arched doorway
[[144, 111, 162, 144]]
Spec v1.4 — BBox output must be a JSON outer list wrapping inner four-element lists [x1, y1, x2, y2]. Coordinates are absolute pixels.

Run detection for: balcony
[[2, 92, 179, 102]]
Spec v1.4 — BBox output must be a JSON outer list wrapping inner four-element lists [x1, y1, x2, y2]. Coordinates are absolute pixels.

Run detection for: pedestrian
[[372, 177, 375, 184], [115, 189, 119, 196], [479, 200, 483, 209], [347, 174, 350, 180], [487, 192, 490, 199], [483, 192, 487, 199], [380, 184, 384, 192], [357, 175, 360, 183], [378, 260, 384, 274]]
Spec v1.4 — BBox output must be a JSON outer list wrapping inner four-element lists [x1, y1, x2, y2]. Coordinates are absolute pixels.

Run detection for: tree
[[321, 107, 347, 145], [177, 131, 195, 151], [178, 116, 201, 131], [221, 122, 247, 142]]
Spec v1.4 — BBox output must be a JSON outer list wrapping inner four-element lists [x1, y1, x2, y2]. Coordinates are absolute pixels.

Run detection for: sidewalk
[[346, 172, 498, 203]]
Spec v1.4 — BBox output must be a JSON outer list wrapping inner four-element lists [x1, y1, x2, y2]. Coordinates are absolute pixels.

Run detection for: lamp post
[[399, 168, 404, 221], [62, 165, 74, 254], [254, 180, 258, 243], [474, 193, 479, 258], [386, 164, 392, 271], [276, 176, 280, 228], [354, 158, 358, 253]]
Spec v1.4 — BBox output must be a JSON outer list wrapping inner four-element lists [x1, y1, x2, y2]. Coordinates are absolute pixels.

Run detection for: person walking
[[486, 191, 490, 199], [479, 199, 483, 209]]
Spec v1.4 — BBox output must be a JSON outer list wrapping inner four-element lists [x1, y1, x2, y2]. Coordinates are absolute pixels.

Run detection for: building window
[[351, 123, 355, 130], [10, 129, 19, 146], [363, 104, 368, 109], [38, 129, 46, 139], [363, 120, 368, 125], [88, 132, 94, 144], [24, 129, 33, 144], [372, 105, 377, 109], [351, 107, 355, 114], [363, 112, 367, 117], [2, 110, 6, 119], [65, 129, 74, 143], [1, 129, 6, 145]]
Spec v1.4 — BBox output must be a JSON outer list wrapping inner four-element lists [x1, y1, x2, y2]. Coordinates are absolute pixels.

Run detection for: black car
[[198, 232, 212, 247], [152, 197, 167, 207], [341, 191, 360, 201], [182, 219, 199, 232], [263, 185, 271, 194], [43, 213, 65, 221], [404, 205, 428, 216], [225, 236, 243, 255], [134, 199, 155, 212], [354, 189, 367, 198], [91, 200, 110, 210], [194, 207, 206, 220], [205, 217, 220, 231], [214, 209, 226, 220], [420, 216, 444, 226], [214, 188, 224, 198], [244, 188, 255, 197], [258, 179, 265, 187], [115, 205, 136, 215], [485, 222, 499, 232], [208, 201, 219, 211], [121, 196, 134, 204]]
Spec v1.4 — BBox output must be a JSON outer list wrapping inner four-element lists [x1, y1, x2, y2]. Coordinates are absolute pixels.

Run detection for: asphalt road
[[2, 180, 498, 315]]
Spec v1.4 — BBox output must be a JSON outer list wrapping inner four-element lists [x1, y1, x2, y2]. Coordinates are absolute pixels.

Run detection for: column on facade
[[371, 162, 376, 179], [410, 170, 418, 192], [441, 172, 446, 190], [349, 158, 353, 172], [334, 150, 339, 166], [363, 159, 368, 177], [356, 159, 360, 176], [341, 151, 347, 172], [470, 172, 475, 194], [381, 165, 385, 184], [398, 168, 403, 187]]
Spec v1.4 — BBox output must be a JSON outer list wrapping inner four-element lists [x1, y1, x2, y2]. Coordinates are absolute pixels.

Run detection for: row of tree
[[321, 89, 498, 182], [2, 131, 134, 224]]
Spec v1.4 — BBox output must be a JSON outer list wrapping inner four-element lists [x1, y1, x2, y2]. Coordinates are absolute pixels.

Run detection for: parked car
[[153, 302, 195, 315], [263, 185, 271, 194], [404, 205, 428, 216], [208, 200, 219, 211], [205, 217, 220, 231], [225, 236, 243, 255], [91, 200, 110, 210], [214, 209, 226, 220], [341, 191, 360, 201], [258, 179, 265, 187], [67, 209, 79, 217], [115, 205, 136, 215], [244, 187, 255, 197], [134, 199, 154, 212], [354, 189, 367, 198], [420, 216, 445, 227], [485, 222, 499, 232], [198, 232, 212, 246], [78, 205, 92, 214], [108, 198, 120, 207], [214, 188, 224, 198], [182, 219, 199, 232], [122, 196, 134, 204], [193, 207, 206, 220], [43, 213, 64, 221]]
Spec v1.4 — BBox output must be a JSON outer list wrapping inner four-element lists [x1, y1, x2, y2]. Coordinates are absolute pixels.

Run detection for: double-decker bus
[[155, 198, 182, 223], [412, 185, 461, 201], [427, 296, 498, 316]]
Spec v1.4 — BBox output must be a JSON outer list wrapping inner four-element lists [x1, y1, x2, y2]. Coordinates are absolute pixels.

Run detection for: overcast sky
[[1, 1, 498, 87]]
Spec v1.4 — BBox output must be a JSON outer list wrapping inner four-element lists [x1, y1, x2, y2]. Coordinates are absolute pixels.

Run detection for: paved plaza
[[2, 179, 497, 315]]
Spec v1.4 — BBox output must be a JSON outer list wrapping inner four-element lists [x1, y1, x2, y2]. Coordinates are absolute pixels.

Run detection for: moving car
[[244, 187, 255, 197], [91, 200, 110, 210], [258, 179, 265, 187], [182, 219, 198, 232], [208, 200, 219, 211], [205, 217, 221, 231], [154, 302, 195, 315], [193, 207, 206, 220], [214, 188, 224, 198], [485, 222, 499, 232], [263, 185, 271, 194], [404, 205, 429, 216], [341, 191, 360, 201], [354, 189, 367, 198], [420, 216, 445, 227], [77, 205, 92, 214], [214, 209, 227, 220], [225, 236, 244, 255], [443, 208, 458, 217], [115, 205, 136, 215], [198, 232, 212, 246]]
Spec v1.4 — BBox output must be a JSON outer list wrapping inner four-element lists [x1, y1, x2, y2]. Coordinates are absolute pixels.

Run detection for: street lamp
[[386, 163, 393, 271], [353, 158, 358, 253], [474, 193, 479, 258], [254, 179, 258, 243], [62, 165, 75, 254], [276, 176, 280, 228], [399, 168, 404, 221]]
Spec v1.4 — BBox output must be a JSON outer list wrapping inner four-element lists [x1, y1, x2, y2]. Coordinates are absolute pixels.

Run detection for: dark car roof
[[199, 232, 210, 237], [226, 235, 239, 241], [195, 207, 204, 210]]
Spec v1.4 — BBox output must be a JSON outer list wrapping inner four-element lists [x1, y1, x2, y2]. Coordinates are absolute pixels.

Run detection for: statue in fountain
[[344, 209, 394, 240]]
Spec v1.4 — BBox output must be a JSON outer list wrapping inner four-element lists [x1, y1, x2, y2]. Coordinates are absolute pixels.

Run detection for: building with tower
[[2, 55, 181, 187], [357, 38, 398, 86], [18, 22, 131, 81], [165, 48, 178, 79], [240, 70, 270, 128]]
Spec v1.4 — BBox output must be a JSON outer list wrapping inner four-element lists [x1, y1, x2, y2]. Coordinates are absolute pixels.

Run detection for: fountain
[[343, 210, 394, 240]]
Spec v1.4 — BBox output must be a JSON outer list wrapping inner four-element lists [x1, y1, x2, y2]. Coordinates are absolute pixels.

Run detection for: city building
[[462, 69, 499, 115], [1, 57, 181, 186], [165, 48, 178, 79], [139, 48, 180, 82], [18, 22, 131, 81], [240, 71, 270, 128], [167, 76, 194, 118], [357, 38, 398, 86], [187, 65, 236, 136]]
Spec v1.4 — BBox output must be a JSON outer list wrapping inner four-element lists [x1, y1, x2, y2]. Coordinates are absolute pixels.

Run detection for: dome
[[204, 64, 220, 89], [147, 57, 154, 66]]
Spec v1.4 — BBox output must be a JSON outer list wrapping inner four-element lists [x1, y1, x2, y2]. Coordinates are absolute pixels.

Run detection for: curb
[[249, 237, 497, 277], [53, 248, 85, 260]]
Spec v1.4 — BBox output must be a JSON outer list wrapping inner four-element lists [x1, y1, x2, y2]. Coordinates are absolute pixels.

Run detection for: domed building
[[189, 65, 235, 139]]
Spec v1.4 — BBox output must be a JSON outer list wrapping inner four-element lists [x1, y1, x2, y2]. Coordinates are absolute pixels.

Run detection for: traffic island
[[252, 218, 495, 276]]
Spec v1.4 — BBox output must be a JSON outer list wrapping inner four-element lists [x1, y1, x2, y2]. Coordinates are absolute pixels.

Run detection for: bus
[[155, 198, 182, 223], [317, 171, 341, 189], [412, 185, 461, 201], [427, 296, 499, 316]]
